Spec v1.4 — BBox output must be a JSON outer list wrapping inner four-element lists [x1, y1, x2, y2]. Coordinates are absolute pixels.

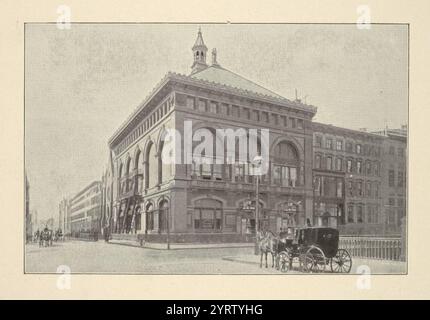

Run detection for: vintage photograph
[[24, 23, 408, 274]]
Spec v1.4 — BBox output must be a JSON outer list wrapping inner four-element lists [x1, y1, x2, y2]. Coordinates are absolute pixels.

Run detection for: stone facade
[[312, 123, 385, 235], [99, 29, 407, 242]]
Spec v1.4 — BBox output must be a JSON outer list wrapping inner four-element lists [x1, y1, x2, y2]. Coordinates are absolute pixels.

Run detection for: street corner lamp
[[252, 155, 263, 255]]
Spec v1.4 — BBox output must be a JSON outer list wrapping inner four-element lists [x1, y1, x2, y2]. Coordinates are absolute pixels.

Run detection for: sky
[[25, 23, 408, 221]]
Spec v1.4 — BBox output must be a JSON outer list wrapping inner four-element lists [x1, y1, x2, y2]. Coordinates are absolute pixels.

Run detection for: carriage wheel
[[278, 251, 290, 273], [330, 249, 352, 273], [306, 247, 326, 273], [300, 252, 314, 273]]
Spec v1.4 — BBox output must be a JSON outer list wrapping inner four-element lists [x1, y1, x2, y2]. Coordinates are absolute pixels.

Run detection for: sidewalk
[[108, 239, 254, 250], [222, 254, 407, 274]]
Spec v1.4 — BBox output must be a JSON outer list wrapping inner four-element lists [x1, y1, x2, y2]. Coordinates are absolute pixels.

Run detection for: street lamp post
[[253, 155, 263, 255]]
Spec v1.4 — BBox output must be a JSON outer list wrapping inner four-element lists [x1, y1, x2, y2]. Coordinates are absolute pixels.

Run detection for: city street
[[25, 240, 406, 274]]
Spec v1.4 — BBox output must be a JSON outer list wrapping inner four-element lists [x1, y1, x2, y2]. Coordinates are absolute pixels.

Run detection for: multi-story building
[[69, 181, 102, 235], [107, 29, 317, 242], [102, 29, 407, 241], [373, 125, 407, 234], [25, 172, 32, 241], [312, 123, 385, 235], [58, 198, 69, 233]]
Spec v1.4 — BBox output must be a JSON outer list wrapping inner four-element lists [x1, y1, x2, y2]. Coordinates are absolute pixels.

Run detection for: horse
[[39, 229, 52, 247], [257, 230, 277, 268]]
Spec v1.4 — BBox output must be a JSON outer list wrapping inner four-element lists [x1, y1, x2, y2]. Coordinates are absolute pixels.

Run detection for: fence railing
[[339, 236, 404, 261]]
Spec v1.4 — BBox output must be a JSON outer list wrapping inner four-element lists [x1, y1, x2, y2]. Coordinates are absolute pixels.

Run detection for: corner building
[[107, 30, 317, 242]]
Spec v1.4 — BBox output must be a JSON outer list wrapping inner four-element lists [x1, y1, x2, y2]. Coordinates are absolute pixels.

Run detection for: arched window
[[135, 150, 143, 193], [146, 142, 158, 189], [145, 203, 154, 232], [159, 140, 172, 184], [159, 200, 169, 233], [272, 141, 300, 187], [192, 128, 221, 180]]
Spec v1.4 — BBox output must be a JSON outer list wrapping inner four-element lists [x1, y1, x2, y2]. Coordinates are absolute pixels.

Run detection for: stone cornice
[[108, 71, 318, 148]]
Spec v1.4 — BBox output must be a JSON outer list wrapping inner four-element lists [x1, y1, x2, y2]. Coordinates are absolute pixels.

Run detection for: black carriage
[[277, 227, 352, 273]]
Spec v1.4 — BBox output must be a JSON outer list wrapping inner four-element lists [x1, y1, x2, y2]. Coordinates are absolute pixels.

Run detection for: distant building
[[25, 173, 32, 242], [58, 198, 69, 233], [69, 181, 102, 234], [372, 125, 407, 234], [312, 123, 385, 235]]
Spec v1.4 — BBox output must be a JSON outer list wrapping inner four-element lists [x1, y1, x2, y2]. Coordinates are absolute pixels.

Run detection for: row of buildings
[[57, 29, 407, 241]]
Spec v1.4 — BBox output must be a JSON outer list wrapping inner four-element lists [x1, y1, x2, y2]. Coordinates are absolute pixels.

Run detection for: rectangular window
[[336, 158, 342, 171], [375, 183, 379, 198], [290, 117, 296, 128], [367, 205, 372, 223], [336, 140, 343, 151], [232, 105, 240, 117], [326, 157, 333, 170], [398, 171, 404, 187], [290, 167, 297, 187], [398, 147, 404, 157], [297, 119, 304, 129], [281, 115, 287, 127], [198, 100, 207, 112], [347, 160, 352, 173], [326, 138, 332, 149], [357, 181, 363, 197], [389, 170, 395, 187], [346, 142, 353, 153], [315, 155, 321, 169], [315, 136, 322, 147], [356, 144, 362, 154], [213, 164, 222, 180], [348, 180, 354, 197], [220, 103, 229, 115], [347, 205, 354, 223], [282, 167, 290, 187], [262, 112, 269, 123], [357, 206, 363, 223], [210, 102, 218, 113], [366, 182, 372, 197], [243, 108, 250, 119], [366, 161, 372, 175], [252, 110, 259, 121], [273, 165, 282, 185], [374, 162, 380, 176], [272, 114, 279, 125], [357, 161, 362, 174], [336, 179, 343, 198]]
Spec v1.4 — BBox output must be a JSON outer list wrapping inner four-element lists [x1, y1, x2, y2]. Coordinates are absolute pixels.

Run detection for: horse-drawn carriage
[[275, 227, 352, 273]]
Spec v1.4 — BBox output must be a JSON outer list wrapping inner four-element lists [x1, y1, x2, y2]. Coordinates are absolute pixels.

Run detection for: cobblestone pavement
[[25, 240, 406, 274]]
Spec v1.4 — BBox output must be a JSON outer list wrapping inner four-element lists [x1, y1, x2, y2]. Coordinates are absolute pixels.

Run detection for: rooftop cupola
[[191, 27, 208, 74]]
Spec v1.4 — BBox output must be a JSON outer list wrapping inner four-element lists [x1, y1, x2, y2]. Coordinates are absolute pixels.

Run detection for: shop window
[[194, 199, 223, 231]]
